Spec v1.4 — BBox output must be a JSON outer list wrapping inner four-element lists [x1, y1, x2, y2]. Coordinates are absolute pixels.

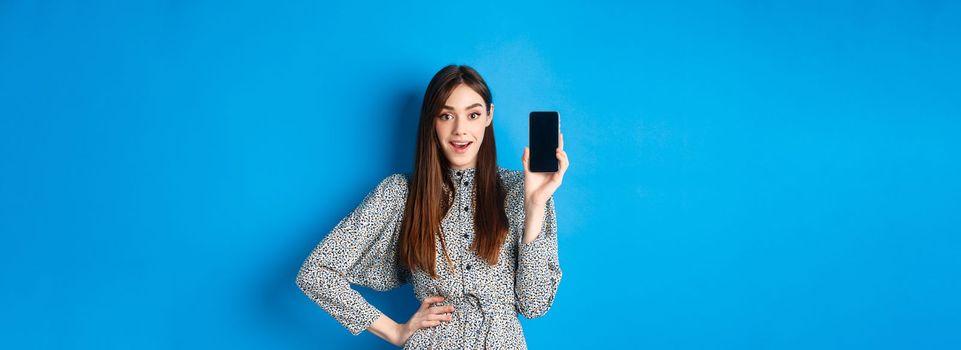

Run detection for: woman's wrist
[[394, 322, 412, 346], [368, 315, 410, 347], [524, 192, 548, 210], [523, 200, 547, 244]]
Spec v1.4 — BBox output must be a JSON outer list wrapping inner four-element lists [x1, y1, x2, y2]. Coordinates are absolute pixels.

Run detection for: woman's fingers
[[521, 147, 530, 174], [426, 312, 453, 321], [556, 132, 567, 174], [429, 305, 455, 314], [420, 296, 444, 310], [408, 295, 452, 333], [420, 297, 438, 309], [556, 149, 569, 176]]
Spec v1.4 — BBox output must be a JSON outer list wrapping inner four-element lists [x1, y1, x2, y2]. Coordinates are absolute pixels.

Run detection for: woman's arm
[[515, 196, 562, 318], [295, 174, 409, 335], [367, 314, 406, 347], [515, 132, 568, 318], [523, 199, 548, 244], [366, 296, 455, 347]]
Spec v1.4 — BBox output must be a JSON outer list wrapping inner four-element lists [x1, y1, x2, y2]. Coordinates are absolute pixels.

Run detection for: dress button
[[463, 233, 469, 238], [463, 181, 468, 186], [463, 206, 469, 212], [466, 264, 472, 270]]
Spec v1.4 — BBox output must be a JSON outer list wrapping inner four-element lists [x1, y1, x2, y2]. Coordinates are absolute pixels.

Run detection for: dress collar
[[447, 166, 477, 189]]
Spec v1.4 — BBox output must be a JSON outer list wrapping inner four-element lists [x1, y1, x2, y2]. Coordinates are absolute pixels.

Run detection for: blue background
[[2, 1, 960, 349]]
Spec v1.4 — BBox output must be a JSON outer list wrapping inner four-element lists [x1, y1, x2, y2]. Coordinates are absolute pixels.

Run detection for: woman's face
[[435, 84, 493, 170]]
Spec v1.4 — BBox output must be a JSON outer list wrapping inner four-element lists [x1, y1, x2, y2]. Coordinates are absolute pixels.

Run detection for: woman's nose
[[452, 117, 465, 134]]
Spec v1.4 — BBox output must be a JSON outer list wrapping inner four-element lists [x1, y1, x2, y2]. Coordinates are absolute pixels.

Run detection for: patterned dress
[[296, 166, 561, 349]]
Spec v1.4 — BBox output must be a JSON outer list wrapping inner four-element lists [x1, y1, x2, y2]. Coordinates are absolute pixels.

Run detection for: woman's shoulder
[[370, 173, 410, 199], [382, 172, 409, 186], [497, 166, 524, 193], [387, 172, 410, 186]]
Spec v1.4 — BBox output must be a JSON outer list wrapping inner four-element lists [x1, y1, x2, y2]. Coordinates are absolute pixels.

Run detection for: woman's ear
[[487, 103, 494, 127]]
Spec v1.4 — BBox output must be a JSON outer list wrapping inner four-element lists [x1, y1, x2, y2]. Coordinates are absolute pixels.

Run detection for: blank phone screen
[[529, 111, 559, 172]]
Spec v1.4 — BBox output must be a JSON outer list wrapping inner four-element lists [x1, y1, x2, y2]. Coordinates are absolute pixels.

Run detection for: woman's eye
[[439, 114, 451, 120], [469, 112, 480, 119]]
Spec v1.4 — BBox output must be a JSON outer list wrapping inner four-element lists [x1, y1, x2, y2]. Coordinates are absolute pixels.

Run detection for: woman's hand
[[522, 132, 569, 208], [397, 296, 454, 346]]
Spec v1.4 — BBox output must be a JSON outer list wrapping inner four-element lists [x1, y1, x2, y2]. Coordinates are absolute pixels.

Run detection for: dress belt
[[435, 294, 517, 349]]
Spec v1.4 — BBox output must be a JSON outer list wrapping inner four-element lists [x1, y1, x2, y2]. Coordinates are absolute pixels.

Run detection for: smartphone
[[529, 111, 560, 172]]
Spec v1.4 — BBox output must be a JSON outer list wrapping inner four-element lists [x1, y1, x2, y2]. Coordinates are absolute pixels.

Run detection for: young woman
[[296, 65, 569, 349]]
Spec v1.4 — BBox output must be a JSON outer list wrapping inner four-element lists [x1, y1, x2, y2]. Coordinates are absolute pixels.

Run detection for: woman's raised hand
[[398, 296, 454, 346], [522, 132, 569, 208]]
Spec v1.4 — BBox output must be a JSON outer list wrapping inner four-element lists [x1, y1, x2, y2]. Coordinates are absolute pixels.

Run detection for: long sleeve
[[295, 174, 410, 335], [515, 195, 562, 319]]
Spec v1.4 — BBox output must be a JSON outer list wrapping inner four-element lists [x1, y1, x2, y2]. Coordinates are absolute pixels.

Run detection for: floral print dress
[[296, 166, 561, 349]]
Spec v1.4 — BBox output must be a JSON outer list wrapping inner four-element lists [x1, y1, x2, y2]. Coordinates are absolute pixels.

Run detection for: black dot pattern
[[296, 166, 561, 349]]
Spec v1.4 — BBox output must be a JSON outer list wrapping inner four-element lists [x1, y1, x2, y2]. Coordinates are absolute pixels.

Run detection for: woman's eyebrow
[[442, 103, 484, 111]]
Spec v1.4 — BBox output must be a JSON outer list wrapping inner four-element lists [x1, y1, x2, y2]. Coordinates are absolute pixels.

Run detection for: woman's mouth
[[449, 141, 473, 154]]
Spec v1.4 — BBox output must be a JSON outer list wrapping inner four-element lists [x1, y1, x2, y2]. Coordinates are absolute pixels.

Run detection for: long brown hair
[[398, 65, 509, 279]]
